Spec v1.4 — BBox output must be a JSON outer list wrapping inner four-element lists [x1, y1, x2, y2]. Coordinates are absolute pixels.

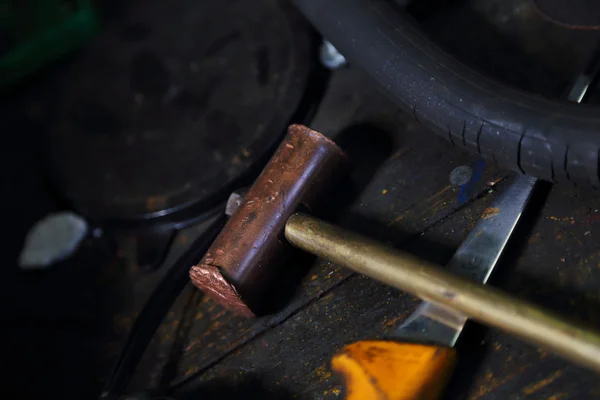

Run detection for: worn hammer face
[[189, 125, 348, 317]]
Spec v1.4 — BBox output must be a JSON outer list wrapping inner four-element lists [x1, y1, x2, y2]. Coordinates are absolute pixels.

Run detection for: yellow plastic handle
[[331, 340, 456, 400]]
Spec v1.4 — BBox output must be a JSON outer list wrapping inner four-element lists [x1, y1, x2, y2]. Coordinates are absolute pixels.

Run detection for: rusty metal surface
[[190, 125, 348, 317]]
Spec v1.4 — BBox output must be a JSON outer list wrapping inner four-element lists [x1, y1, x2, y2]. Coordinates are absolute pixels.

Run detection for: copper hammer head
[[189, 125, 348, 316]]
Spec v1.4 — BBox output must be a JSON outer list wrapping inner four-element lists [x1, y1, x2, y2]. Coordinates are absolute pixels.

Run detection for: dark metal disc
[[534, 0, 600, 29], [40, 0, 313, 223]]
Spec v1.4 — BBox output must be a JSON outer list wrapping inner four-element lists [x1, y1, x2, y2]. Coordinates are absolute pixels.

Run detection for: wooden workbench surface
[[125, 68, 600, 399], [4, 1, 600, 398]]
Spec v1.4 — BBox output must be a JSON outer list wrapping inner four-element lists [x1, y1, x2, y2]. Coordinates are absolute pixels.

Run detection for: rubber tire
[[292, 0, 600, 188]]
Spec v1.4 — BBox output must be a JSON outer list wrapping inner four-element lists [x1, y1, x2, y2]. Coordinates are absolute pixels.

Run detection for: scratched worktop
[[120, 65, 600, 399]]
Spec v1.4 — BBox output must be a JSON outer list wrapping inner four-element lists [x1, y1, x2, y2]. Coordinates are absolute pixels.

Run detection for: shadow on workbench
[[179, 376, 291, 400]]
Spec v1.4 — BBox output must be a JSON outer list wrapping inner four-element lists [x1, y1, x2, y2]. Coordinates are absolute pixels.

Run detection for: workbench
[[4, 0, 600, 398], [4, 63, 600, 400], [123, 67, 600, 399]]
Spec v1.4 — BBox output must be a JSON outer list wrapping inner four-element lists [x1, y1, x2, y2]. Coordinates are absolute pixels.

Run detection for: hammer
[[190, 125, 600, 378]]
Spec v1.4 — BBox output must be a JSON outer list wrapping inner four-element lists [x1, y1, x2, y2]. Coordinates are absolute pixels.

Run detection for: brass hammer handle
[[285, 213, 600, 373]]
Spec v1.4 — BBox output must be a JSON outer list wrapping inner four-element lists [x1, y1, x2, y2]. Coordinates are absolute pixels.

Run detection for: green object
[[0, 0, 98, 91]]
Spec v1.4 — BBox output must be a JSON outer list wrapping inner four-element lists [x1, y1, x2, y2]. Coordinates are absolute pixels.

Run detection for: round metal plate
[[40, 0, 313, 223]]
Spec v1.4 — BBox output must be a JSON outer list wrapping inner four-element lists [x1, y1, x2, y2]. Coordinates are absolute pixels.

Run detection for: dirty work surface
[[120, 65, 600, 400], [4, 0, 600, 398]]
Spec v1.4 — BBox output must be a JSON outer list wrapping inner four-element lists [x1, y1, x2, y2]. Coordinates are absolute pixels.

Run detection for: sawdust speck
[[482, 207, 500, 219], [323, 387, 342, 396], [314, 365, 333, 381], [522, 369, 563, 395]]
